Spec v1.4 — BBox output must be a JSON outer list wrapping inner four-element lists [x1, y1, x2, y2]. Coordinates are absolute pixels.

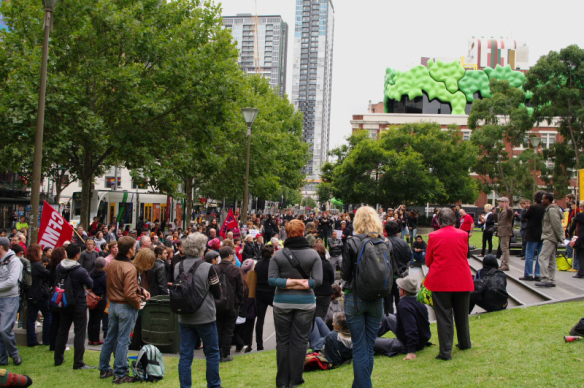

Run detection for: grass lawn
[[9, 300, 584, 387], [419, 229, 499, 252]]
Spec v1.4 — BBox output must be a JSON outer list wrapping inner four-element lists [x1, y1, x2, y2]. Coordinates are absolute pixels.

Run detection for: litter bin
[[141, 295, 181, 354]]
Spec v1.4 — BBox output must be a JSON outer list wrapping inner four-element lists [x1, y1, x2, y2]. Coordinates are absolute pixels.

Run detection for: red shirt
[[425, 226, 474, 292], [459, 214, 474, 232]]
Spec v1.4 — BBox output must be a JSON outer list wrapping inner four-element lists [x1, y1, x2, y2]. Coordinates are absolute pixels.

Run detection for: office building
[[223, 14, 288, 96], [291, 0, 335, 181]]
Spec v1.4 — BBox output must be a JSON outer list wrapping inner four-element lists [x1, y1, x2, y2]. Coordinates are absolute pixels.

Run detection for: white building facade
[[223, 14, 288, 96], [291, 0, 334, 180]]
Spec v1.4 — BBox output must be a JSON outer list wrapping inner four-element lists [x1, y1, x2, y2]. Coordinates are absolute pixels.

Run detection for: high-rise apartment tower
[[291, 0, 334, 180], [223, 14, 288, 97]]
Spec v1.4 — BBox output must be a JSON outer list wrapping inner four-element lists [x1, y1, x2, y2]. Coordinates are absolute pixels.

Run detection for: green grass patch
[[9, 301, 584, 387]]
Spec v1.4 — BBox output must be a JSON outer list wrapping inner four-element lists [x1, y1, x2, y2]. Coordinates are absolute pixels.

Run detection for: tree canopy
[[320, 123, 479, 207]]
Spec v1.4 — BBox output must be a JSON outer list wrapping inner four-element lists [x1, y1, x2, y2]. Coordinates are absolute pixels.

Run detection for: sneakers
[[220, 355, 234, 363], [100, 369, 114, 379], [113, 375, 136, 384], [74, 364, 96, 370], [535, 282, 556, 287]]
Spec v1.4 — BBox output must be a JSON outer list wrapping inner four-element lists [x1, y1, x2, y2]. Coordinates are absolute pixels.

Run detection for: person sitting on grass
[[374, 276, 432, 360], [307, 312, 353, 367], [410, 235, 427, 266]]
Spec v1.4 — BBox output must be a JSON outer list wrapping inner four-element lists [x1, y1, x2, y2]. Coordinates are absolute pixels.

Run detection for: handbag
[[417, 277, 433, 307], [86, 290, 103, 310]]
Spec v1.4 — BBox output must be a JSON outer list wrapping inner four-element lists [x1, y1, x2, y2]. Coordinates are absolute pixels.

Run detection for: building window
[[105, 177, 121, 188], [462, 130, 471, 141], [541, 133, 557, 149]]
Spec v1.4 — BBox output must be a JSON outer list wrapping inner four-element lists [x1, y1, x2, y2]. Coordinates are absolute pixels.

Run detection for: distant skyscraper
[[291, 0, 334, 181], [223, 14, 288, 96]]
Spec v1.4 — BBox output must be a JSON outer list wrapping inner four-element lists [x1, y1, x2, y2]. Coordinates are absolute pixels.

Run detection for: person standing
[[0, 237, 23, 366], [328, 231, 343, 271], [254, 245, 275, 352], [520, 191, 546, 281], [215, 247, 244, 363], [425, 208, 474, 361], [518, 200, 531, 258], [99, 236, 150, 383], [269, 220, 322, 388], [569, 200, 584, 278], [341, 206, 388, 388], [87, 257, 107, 345], [385, 221, 411, 315], [458, 209, 474, 258], [54, 244, 94, 369], [78, 239, 99, 274], [313, 243, 335, 320], [26, 244, 52, 347], [174, 233, 222, 388], [535, 193, 564, 288], [496, 197, 514, 271], [481, 205, 496, 257]]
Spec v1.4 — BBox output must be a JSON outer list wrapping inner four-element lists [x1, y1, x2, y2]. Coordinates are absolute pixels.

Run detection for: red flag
[[219, 209, 238, 239], [38, 200, 74, 250]]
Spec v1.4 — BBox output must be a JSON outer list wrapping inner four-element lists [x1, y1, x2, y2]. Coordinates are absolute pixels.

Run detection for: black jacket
[[28, 261, 51, 302], [313, 258, 335, 297], [242, 242, 260, 260], [148, 259, 168, 297], [524, 203, 546, 242], [395, 295, 431, 353], [255, 258, 275, 297], [90, 268, 107, 297], [388, 235, 411, 275], [54, 261, 93, 307], [216, 261, 245, 311]]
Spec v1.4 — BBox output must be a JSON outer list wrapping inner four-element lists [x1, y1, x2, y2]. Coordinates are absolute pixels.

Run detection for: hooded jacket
[[55, 259, 93, 307], [90, 268, 107, 297], [541, 204, 564, 244], [0, 250, 22, 298]]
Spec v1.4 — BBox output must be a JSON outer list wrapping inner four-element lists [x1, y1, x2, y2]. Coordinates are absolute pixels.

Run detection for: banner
[[580, 169, 584, 202], [219, 209, 238, 239], [38, 200, 74, 250]]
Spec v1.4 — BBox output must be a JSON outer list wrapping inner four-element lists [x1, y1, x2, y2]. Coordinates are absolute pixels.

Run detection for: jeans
[[520, 229, 527, 256], [400, 227, 408, 240], [309, 317, 330, 351], [345, 292, 383, 388], [524, 241, 542, 277], [273, 307, 315, 388], [408, 228, 417, 245], [481, 230, 494, 256], [255, 292, 273, 349], [411, 251, 426, 265], [99, 302, 139, 377], [27, 299, 51, 346], [55, 305, 88, 368], [178, 322, 221, 388], [0, 296, 20, 363]]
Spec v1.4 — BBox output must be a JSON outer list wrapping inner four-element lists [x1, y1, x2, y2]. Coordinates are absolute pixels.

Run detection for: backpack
[[353, 234, 393, 301], [131, 344, 165, 382], [50, 269, 76, 309], [304, 352, 333, 371], [214, 266, 235, 315], [19, 257, 32, 291], [169, 260, 208, 315]]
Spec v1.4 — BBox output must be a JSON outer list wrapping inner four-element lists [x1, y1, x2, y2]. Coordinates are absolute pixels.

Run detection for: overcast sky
[[215, 0, 584, 149]]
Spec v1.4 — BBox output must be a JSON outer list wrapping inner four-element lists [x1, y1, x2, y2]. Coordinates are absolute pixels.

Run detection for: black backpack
[[51, 268, 77, 309], [353, 234, 393, 301], [214, 266, 235, 315], [472, 268, 508, 304], [169, 260, 208, 315]]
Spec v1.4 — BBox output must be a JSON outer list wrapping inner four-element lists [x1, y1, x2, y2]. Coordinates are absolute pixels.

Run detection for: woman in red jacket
[[425, 208, 474, 360]]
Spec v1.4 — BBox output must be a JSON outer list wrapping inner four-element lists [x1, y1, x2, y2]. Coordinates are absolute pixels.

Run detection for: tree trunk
[[80, 173, 92, 230], [185, 178, 193, 228]]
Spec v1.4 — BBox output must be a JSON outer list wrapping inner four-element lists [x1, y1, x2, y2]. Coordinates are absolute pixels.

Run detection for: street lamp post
[[530, 135, 541, 197], [30, 0, 59, 244], [240, 108, 259, 225]]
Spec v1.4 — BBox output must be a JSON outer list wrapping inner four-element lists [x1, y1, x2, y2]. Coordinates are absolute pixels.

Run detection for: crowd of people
[[0, 193, 581, 387]]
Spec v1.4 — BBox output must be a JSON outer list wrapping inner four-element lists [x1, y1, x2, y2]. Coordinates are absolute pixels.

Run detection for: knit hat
[[241, 259, 255, 273], [0, 237, 10, 247], [396, 276, 420, 294], [208, 238, 221, 250]]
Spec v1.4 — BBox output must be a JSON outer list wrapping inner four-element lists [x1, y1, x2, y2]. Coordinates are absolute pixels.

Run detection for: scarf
[[283, 236, 310, 250]]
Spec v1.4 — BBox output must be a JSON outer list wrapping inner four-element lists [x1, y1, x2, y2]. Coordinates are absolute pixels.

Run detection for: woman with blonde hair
[[481, 204, 496, 257], [341, 206, 388, 388]]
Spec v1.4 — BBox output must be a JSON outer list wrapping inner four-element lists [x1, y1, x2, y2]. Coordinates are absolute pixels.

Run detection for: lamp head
[[530, 136, 541, 148], [241, 108, 259, 127], [43, 0, 59, 9]]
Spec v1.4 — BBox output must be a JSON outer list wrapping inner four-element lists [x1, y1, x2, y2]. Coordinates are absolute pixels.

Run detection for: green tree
[[301, 196, 317, 209], [324, 123, 478, 207], [525, 44, 584, 196], [468, 79, 537, 201], [0, 0, 241, 228]]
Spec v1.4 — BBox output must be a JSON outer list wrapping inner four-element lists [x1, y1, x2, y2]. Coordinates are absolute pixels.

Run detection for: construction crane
[[252, 0, 261, 75]]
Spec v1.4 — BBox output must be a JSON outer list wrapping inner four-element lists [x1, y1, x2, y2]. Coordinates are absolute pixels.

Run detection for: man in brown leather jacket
[[98, 236, 150, 383], [497, 197, 514, 271]]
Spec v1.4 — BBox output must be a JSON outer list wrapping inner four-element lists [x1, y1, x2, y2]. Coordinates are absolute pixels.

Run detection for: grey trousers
[[0, 296, 20, 363], [539, 240, 557, 283], [330, 255, 342, 271], [432, 291, 471, 359], [499, 235, 511, 267], [273, 307, 315, 388]]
